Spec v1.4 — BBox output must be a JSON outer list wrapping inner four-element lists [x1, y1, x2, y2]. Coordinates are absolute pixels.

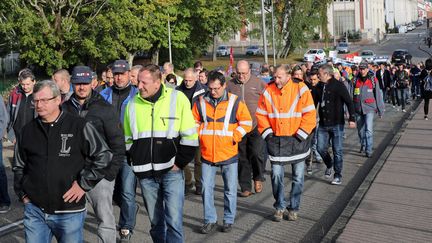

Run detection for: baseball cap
[[71, 66, 93, 84], [359, 62, 368, 69], [112, 60, 130, 73]]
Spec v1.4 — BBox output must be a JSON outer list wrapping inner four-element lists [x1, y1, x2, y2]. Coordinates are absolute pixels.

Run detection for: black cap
[[359, 61, 368, 69], [112, 60, 130, 73], [71, 66, 93, 84]]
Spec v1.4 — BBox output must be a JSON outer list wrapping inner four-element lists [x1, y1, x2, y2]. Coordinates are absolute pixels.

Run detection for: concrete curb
[[299, 100, 421, 243], [320, 100, 421, 243]]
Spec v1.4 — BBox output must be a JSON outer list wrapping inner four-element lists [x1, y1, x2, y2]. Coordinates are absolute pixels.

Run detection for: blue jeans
[[312, 125, 323, 162], [201, 160, 238, 224], [356, 112, 375, 154], [139, 170, 185, 243], [396, 88, 408, 109], [317, 124, 344, 178], [271, 161, 305, 211], [0, 142, 11, 206], [24, 202, 86, 243], [118, 162, 137, 232]]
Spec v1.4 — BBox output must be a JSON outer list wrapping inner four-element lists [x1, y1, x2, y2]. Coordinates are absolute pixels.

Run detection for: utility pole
[[168, 15, 172, 64], [261, 0, 268, 64], [332, 2, 336, 48], [271, 0, 276, 66]]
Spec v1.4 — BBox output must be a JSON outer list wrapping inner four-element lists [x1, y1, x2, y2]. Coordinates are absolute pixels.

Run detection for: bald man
[[176, 68, 207, 194], [227, 60, 267, 197]]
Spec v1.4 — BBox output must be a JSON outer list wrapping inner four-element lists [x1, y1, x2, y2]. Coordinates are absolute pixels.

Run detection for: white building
[[385, 0, 419, 29], [327, 0, 386, 42], [327, 0, 419, 43]]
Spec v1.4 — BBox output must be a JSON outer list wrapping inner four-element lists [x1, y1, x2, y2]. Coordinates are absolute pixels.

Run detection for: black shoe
[[221, 223, 232, 233], [195, 186, 202, 195], [366, 153, 372, 158], [200, 223, 217, 234], [359, 146, 364, 153]]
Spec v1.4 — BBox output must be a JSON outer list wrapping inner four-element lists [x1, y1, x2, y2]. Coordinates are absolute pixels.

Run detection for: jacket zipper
[[150, 104, 155, 171]]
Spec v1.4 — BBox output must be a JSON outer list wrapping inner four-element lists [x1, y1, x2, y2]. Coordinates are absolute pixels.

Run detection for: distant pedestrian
[[100, 59, 139, 241], [419, 58, 432, 120], [0, 95, 10, 214], [353, 62, 385, 158], [227, 60, 267, 197], [394, 63, 410, 112], [316, 64, 356, 185], [52, 69, 73, 103], [130, 65, 143, 87]]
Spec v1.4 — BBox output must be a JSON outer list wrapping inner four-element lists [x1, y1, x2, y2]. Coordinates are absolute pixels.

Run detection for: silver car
[[216, 45, 229, 56], [336, 42, 349, 53]]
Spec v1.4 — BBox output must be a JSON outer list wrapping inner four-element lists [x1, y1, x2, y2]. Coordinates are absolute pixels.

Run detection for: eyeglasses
[[208, 86, 222, 92], [32, 96, 57, 105]]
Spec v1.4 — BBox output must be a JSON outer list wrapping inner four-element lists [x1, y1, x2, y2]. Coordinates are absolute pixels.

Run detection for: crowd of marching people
[[0, 56, 431, 243]]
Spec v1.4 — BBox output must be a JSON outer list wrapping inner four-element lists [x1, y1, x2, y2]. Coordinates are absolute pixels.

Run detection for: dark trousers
[[425, 97, 430, 116], [238, 127, 266, 192]]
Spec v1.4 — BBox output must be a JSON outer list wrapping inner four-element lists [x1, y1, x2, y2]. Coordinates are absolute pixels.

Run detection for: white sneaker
[[402, 109, 406, 113], [425, 116, 429, 120]]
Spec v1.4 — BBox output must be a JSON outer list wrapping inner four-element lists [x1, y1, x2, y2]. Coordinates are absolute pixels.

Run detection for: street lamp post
[[168, 15, 172, 64], [261, 0, 268, 64], [271, 0, 276, 66]]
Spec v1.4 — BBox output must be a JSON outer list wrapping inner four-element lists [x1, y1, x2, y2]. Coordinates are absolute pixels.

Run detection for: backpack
[[424, 70, 432, 92]]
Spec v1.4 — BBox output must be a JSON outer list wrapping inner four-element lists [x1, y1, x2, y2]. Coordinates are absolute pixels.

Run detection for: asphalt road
[[0, 30, 427, 243]]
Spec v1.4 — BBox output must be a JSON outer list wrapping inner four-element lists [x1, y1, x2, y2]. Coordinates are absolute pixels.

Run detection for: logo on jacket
[[59, 134, 73, 157]]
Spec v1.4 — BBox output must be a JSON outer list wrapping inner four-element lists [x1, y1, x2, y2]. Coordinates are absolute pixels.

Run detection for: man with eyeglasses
[[227, 60, 267, 197], [352, 62, 385, 158], [63, 66, 125, 242], [193, 71, 252, 234], [13, 79, 112, 242]]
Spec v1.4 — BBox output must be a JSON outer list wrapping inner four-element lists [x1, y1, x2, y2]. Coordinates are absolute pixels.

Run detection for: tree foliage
[[275, 0, 332, 58]]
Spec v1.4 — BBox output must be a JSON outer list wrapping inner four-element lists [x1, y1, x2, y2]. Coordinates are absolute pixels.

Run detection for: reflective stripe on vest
[[268, 148, 311, 162], [199, 94, 237, 137], [262, 85, 309, 119], [132, 156, 175, 172], [129, 90, 178, 140]]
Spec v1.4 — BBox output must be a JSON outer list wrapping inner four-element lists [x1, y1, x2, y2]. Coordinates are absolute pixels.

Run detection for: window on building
[[334, 10, 355, 37]]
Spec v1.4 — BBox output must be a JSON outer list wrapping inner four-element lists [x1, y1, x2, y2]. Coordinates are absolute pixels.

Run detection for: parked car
[[303, 49, 326, 62], [374, 56, 391, 65], [398, 25, 407, 33], [407, 23, 415, 31], [336, 42, 350, 53], [360, 50, 376, 62], [216, 45, 229, 56], [245, 45, 263, 56], [416, 20, 424, 26], [391, 49, 412, 64]]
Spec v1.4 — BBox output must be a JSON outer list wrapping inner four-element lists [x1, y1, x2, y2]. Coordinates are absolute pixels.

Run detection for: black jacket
[[62, 91, 126, 181], [317, 78, 355, 126], [13, 111, 112, 214], [376, 69, 392, 89]]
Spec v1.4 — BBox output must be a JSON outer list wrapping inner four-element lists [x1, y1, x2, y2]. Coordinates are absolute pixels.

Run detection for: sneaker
[[366, 153, 372, 158], [306, 164, 312, 175], [284, 210, 298, 221], [331, 177, 342, 185], [221, 223, 232, 233], [392, 105, 395, 108], [402, 109, 406, 113], [272, 209, 285, 222], [358, 146, 364, 153], [119, 229, 132, 242], [200, 223, 217, 234], [0, 206, 10, 214], [324, 168, 332, 178], [425, 116, 429, 121]]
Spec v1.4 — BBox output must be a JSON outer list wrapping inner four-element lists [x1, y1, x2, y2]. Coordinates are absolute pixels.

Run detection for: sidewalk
[[337, 102, 432, 242]]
